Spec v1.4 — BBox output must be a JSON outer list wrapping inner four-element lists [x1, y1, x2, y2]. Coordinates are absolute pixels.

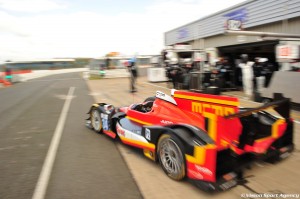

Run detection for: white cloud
[[147, 0, 244, 28], [0, 0, 246, 62], [0, 0, 67, 13]]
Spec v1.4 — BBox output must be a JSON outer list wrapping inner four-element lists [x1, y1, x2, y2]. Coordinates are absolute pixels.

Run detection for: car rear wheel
[[157, 133, 186, 180], [91, 108, 103, 133]]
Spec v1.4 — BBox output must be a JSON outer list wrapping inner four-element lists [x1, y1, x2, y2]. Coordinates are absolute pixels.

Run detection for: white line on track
[[29, 78, 82, 82], [32, 87, 75, 199]]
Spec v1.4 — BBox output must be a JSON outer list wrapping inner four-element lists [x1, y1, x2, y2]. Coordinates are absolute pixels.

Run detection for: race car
[[86, 89, 294, 192]]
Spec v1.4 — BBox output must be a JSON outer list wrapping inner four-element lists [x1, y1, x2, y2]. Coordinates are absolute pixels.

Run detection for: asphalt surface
[[0, 72, 142, 199]]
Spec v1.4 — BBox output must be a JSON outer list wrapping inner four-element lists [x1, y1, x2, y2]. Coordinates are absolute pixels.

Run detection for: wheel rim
[[159, 138, 184, 178], [91, 110, 102, 131]]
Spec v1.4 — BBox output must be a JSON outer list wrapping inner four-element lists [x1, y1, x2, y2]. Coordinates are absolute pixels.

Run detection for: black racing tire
[[157, 133, 186, 181], [90, 108, 103, 133], [144, 96, 156, 103]]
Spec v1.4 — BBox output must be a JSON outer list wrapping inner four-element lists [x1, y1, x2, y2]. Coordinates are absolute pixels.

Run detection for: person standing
[[252, 57, 265, 92], [217, 57, 232, 90], [127, 57, 138, 93], [239, 54, 254, 98]]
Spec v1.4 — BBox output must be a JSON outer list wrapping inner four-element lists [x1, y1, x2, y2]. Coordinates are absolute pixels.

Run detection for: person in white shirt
[[239, 54, 254, 97]]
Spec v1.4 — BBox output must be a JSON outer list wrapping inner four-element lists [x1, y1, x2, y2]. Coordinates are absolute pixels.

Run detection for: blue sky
[[0, 0, 247, 62]]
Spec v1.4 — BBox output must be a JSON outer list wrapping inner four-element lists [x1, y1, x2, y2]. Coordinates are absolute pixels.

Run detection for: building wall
[[165, 0, 300, 46], [201, 18, 300, 49]]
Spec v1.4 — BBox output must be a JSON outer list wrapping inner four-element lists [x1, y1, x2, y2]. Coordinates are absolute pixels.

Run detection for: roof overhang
[[224, 30, 300, 39]]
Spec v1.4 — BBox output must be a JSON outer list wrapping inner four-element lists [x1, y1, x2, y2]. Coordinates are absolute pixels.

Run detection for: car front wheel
[[91, 108, 103, 133]]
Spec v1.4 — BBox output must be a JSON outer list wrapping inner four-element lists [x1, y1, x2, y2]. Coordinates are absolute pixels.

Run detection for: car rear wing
[[224, 93, 291, 120]]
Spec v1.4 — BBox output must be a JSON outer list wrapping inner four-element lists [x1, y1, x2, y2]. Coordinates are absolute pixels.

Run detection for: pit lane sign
[[224, 8, 247, 31], [226, 19, 242, 31], [276, 44, 300, 61]]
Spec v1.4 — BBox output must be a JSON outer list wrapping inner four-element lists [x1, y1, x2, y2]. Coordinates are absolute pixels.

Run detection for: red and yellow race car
[[86, 89, 294, 192]]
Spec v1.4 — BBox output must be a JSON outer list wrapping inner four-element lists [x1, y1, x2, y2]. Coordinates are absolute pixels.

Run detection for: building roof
[[164, 0, 300, 45]]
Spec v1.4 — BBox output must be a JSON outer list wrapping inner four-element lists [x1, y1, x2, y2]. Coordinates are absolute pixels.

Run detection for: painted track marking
[[32, 87, 75, 199]]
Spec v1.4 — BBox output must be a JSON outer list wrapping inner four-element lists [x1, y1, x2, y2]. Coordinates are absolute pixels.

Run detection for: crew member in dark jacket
[[127, 58, 138, 92]]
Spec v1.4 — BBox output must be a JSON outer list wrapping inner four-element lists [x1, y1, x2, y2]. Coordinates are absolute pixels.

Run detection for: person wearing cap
[[127, 57, 138, 93]]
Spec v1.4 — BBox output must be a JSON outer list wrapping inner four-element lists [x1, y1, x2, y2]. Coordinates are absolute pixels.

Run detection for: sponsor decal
[[101, 113, 109, 130], [188, 169, 203, 179], [191, 101, 235, 116], [224, 8, 247, 21], [145, 128, 151, 140], [116, 124, 125, 137], [156, 91, 177, 105], [195, 165, 213, 176], [133, 130, 142, 135], [101, 113, 108, 119], [160, 120, 173, 125], [156, 91, 165, 98], [177, 28, 189, 39]]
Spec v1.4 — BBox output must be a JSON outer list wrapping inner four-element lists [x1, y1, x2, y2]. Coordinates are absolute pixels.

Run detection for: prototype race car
[[86, 89, 294, 192]]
